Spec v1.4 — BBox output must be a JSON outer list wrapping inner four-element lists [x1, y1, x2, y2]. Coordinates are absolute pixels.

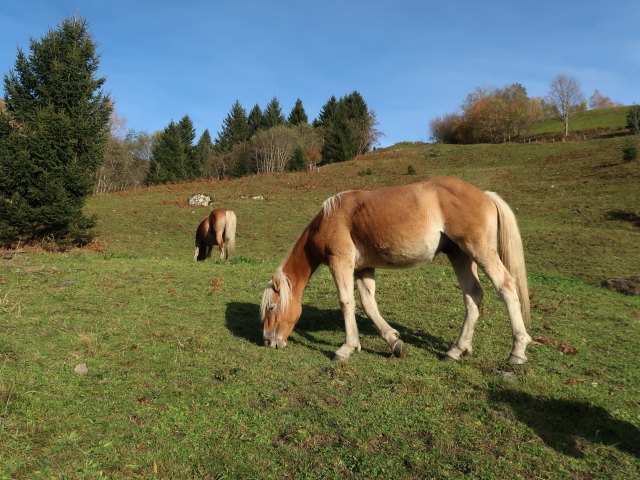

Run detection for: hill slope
[[1, 136, 638, 479], [87, 135, 639, 286]]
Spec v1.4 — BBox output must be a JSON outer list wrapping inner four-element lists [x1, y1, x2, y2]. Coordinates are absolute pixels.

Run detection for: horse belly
[[356, 230, 441, 270]]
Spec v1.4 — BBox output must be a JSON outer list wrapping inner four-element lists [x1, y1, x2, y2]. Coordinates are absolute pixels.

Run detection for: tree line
[[429, 75, 629, 144], [139, 92, 380, 187]]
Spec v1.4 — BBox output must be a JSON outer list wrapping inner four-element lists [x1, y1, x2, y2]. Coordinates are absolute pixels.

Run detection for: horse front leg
[[355, 268, 405, 358], [330, 260, 361, 362]]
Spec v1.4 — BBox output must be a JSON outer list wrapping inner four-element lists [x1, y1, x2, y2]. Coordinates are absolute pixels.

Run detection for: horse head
[[260, 270, 301, 349]]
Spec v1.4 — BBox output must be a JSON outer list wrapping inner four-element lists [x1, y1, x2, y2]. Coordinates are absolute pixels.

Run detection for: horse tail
[[224, 210, 237, 259], [485, 191, 530, 323]]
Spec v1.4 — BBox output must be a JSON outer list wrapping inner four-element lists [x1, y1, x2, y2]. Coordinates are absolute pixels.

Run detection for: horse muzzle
[[263, 330, 287, 349]]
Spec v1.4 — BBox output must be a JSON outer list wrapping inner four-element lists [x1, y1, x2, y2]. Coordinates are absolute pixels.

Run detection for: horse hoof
[[332, 353, 347, 362], [507, 354, 527, 365], [441, 354, 458, 362], [392, 340, 406, 358]]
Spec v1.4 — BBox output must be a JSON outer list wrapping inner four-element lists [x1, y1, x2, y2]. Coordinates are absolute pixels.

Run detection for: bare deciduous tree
[[589, 89, 621, 110], [547, 74, 585, 138], [252, 126, 298, 174]]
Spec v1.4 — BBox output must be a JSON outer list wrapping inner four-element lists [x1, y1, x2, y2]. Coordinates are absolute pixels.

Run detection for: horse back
[[310, 177, 497, 268]]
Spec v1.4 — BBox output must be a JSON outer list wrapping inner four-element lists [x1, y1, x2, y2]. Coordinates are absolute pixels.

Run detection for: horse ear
[[271, 274, 281, 293]]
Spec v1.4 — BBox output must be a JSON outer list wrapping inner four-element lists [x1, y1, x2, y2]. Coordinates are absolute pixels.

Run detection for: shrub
[[622, 142, 637, 162], [626, 105, 640, 134]]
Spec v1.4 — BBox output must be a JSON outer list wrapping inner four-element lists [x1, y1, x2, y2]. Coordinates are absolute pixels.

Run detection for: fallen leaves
[[533, 336, 578, 355]]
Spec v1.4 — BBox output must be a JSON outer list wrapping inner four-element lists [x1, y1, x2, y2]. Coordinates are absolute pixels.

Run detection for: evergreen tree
[[0, 17, 111, 246], [287, 146, 307, 171], [263, 97, 285, 129], [288, 99, 308, 125], [313, 96, 339, 127], [215, 100, 250, 152], [176, 115, 200, 179], [323, 112, 358, 163], [248, 103, 265, 135], [316, 92, 372, 163], [193, 129, 214, 178], [230, 142, 253, 178], [144, 115, 196, 185]]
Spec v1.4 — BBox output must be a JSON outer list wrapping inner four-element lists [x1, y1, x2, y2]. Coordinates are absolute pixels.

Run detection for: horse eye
[[268, 304, 276, 313]]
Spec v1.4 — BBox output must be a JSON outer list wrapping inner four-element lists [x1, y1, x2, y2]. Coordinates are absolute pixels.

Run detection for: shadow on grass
[[605, 210, 640, 228], [489, 388, 640, 458], [224, 301, 450, 360]]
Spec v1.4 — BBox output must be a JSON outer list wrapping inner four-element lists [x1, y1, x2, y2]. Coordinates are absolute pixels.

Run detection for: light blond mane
[[260, 269, 292, 322], [322, 191, 351, 217]]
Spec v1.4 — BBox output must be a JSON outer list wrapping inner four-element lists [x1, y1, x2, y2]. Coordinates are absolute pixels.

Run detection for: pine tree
[[176, 115, 200, 179], [288, 99, 308, 125], [144, 118, 193, 185], [193, 129, 214, 178], [323, 112, 358, 163], [248, 103, 265, 135], [215, 100, 250, 152], [313, 96, 339, 127], [0, 17, 111, 246], [287, 146, 307, 171], [263, 97, 285, 129]]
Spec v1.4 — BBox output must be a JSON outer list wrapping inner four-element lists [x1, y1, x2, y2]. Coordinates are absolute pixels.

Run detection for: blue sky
[[2, 1, 639, 147]]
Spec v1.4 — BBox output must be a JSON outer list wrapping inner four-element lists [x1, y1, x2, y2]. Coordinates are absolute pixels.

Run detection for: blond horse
[[261, 176, 532, 364], [193, 208, 237, 261]]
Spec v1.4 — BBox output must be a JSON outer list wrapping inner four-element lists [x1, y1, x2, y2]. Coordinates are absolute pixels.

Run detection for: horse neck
[[280, 226, 320, 297]]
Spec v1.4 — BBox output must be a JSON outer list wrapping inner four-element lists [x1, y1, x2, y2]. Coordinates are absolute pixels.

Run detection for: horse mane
[[322, 191, 351, 217], [260, 269, 292, 321], [262, 193, 348, 322]]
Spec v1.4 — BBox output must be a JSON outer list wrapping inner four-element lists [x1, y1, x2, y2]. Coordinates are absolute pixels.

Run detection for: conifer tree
[[176, 115, 199, 179], [215, 100, 250, 152], [313, 96, 339, 127], [287, 146, 307, 171], [0, 17, 111, 246], [144, 114, 196, 185], [288, 99, 308, 125], [263, 97, 285, 129], [193, 129, 214, 178], [323, 113, 358, 163], [316, 92, 373, 163], [248, 103, 265, 135]]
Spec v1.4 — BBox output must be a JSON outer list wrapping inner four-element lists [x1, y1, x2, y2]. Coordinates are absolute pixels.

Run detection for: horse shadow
[[224, 301, 450, 360], [489, 388, 640, 458]]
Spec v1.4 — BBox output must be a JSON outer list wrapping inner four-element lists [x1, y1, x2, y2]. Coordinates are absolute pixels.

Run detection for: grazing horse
[[260, 176, 532, 364], [193, 208, 237, 261]]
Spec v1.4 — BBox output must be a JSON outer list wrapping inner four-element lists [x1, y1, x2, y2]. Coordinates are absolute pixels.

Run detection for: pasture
[[1, 136, 639, 479]]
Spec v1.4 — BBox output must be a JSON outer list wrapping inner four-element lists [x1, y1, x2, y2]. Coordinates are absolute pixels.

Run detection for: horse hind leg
[[477, 253, 532, 364], [355, 268, 405, 358], [216, 229, 225, 259], [444, 248, 484, 361]]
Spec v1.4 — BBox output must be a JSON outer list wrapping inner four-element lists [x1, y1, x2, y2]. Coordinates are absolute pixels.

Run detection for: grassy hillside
[[523, 106, 631, 139], [1, 136, 639, 479]]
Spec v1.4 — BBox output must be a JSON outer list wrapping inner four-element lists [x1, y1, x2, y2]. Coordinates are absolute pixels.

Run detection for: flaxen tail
[[224, 210, 237, 259], [484, 191, 530, 323]]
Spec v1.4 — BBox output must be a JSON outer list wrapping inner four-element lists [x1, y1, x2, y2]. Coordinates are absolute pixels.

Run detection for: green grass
[[1, 136, 639, 479], [524, 106, 631, 137]]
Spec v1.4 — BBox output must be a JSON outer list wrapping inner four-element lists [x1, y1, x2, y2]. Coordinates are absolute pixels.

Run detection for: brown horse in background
[[260, 176, 532, 364], [193, 208, 237, 261]]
